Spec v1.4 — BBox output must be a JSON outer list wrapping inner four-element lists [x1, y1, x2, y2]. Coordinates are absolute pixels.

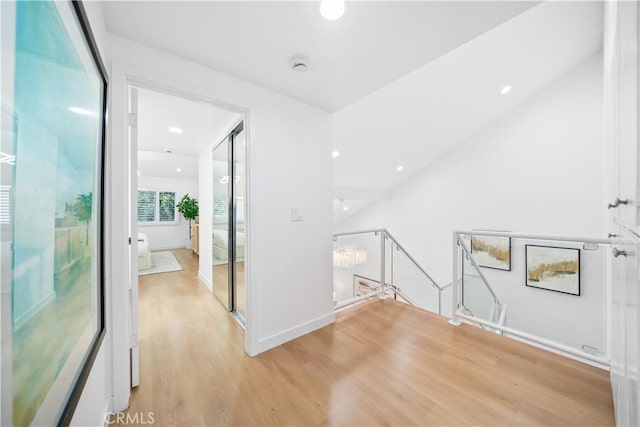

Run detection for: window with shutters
[[137, 190, 178, 224], [0, 185, 11, 225]]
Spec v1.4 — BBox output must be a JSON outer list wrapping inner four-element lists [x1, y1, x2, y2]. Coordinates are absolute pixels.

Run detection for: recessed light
[[343, 206, 349, 211], [320, 0, 345, 20], [176, 168, 182, 172], [396, 165, 404, 172], [500, 85, 512, 95], [169, 127, 183, 134], [331, 150, 340, 158], [69, 106, 92, 116]]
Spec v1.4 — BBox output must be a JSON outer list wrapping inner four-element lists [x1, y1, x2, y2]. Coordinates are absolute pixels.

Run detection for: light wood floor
[[126, 249, 614, 426]]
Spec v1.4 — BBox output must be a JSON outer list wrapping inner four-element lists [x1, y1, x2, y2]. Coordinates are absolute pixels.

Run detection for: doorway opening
[[126, 82, 247, 389]]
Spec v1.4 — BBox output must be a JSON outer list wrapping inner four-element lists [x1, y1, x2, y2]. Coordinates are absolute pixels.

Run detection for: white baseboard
[[102, 397, 114, 427], [150, 244, 185, 251], [256, 312, 336, 354], [14, 290, 56, 330], [198, 270, 212, 292]]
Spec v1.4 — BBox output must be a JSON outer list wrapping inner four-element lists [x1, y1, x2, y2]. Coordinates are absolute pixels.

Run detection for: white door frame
[[128, 86, 140, 388], [109, 61, 253, 412]]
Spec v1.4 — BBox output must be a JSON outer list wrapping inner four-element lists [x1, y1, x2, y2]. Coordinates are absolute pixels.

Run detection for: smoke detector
[[290, 56, 309, 72]]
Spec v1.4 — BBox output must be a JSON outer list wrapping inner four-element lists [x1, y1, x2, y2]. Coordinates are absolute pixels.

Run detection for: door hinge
[[128, 113, 137, 127], [128, 236, 132, 245]]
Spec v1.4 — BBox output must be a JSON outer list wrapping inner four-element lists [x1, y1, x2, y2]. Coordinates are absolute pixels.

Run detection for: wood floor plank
[[121, 249, 615, 426]]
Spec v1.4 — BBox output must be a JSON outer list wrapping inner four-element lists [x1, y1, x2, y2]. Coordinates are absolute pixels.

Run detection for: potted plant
[[176, 194, 199, 249]]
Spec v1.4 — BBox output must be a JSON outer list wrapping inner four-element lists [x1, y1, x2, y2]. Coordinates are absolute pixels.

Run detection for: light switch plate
[[291, 207, 304, 222]]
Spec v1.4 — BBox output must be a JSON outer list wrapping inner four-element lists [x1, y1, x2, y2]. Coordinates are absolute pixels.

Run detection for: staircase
[[333, 228, 612, 368]]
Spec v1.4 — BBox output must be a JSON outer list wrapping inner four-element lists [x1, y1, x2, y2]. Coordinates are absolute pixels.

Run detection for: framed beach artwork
[[525, 245, 580, 296], [1, 1, 107, 425], [470, 235, 511, 271]]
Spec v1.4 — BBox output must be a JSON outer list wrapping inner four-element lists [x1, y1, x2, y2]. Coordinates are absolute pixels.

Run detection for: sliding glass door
[[212, 122, 245, 323], [233, 127, 246, 320]]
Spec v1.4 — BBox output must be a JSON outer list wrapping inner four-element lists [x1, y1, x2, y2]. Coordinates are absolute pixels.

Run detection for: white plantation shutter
[[0, 185, 10, 225], [137, 191, 156, 222], [137, 190, 177, 223], [158, 191, 176, 222]]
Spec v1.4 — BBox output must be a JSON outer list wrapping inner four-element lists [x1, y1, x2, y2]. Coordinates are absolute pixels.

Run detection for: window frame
[[137, 189, 179, 226]]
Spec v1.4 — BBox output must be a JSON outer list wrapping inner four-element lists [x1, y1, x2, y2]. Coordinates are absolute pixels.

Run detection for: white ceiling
[[102, 1, 537, 112], [138, 150, 199, 180], [112, 2, 603, 224], [332, 1, 603, 208], [136, 87, 241, 179]]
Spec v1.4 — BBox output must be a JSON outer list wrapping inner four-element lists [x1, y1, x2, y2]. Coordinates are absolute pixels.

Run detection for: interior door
[[616, 1, 640, 229], [212, 122, 246, 323], [128, 86, 140, 388], [233, 126, 246, 321]]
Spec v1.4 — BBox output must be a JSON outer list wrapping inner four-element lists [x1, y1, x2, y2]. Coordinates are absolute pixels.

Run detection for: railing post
[[449, 232, 461, 326], [379, 230, 386, 300]]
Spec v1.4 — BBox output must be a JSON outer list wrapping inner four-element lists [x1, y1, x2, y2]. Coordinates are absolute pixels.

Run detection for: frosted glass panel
[[462, 250, 501, 324], [333, 232, 381, 306]]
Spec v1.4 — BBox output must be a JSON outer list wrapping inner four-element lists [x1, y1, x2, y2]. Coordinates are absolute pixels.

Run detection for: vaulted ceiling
[[103, 1, 603, 217]]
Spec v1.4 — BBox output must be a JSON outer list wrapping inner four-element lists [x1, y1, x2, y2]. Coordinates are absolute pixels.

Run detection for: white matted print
[[471, 235, 511, 271], [526, 245, 580, 296]]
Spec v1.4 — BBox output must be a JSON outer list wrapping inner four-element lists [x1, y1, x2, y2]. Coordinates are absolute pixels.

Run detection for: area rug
[[139, 251, 183, 276]]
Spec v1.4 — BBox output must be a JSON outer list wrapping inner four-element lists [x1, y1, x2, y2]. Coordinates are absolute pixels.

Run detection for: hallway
[[124, 249, 614, 426]]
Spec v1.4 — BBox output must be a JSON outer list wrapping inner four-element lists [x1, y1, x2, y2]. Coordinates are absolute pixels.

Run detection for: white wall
[[108, 33, 334, 410], [342, 54, 605, 337], [137, 175, 199, 250]]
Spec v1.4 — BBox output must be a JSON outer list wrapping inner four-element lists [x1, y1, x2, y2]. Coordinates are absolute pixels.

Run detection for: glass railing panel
[[457, 232, 609, 361], [390, 242, 440, 314], [461, 244, 501, 324], [333, 232, 382, 307]]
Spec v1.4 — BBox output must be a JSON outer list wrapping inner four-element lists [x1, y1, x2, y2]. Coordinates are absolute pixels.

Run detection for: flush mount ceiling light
[[69, 106, 92, 116], [500, 85, 512, 95], [396, 165, 404, 172], [343, 206, 349, 211], [168, 126, 183, 134], [320, 0, 345, 20], [290, 56, 309, 73], [331, 150, 340, 158], [176, 168, 182, 172]]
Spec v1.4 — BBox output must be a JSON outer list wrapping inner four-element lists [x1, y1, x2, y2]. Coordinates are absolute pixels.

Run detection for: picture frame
[[353, 274, 381, 296], [470, 235, 511, 271], [1, 1, 107, 425], [525, 245, 580, 296]]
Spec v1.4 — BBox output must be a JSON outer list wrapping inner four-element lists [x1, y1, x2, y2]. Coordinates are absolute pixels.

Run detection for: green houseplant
[[176, 194, 199, 240]]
